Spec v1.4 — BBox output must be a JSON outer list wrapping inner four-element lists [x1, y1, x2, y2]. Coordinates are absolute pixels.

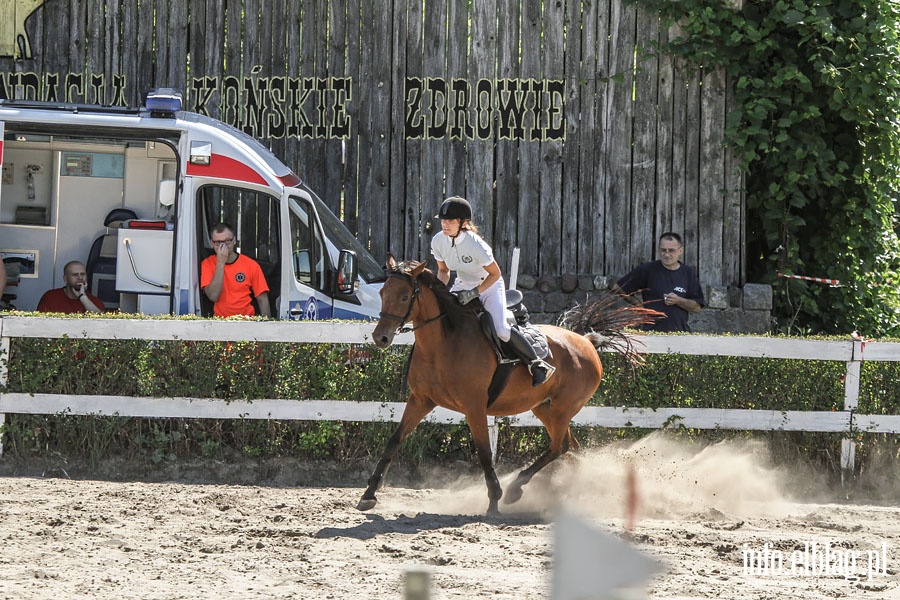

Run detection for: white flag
[[553, 506, 663, 600]]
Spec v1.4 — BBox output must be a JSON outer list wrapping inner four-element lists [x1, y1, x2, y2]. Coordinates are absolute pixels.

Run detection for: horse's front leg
[[467, 415, 503, 516], [357, 394, 435, 511]]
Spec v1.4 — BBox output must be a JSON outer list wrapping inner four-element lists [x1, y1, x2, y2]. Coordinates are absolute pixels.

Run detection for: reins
[[379, 271, 446, 334]]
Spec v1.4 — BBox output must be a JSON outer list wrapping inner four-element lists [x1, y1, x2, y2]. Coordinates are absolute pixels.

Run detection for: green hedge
[[2, 329, 900, 480], [6, 338, 408, 402], [14, 335, 898, 411]]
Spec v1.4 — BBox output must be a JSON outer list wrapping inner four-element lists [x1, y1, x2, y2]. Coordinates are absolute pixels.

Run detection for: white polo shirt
[[430, 230, 495, 289]]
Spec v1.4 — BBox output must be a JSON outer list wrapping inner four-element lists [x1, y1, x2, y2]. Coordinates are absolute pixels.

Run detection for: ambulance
[[0, 89, 385, 320]]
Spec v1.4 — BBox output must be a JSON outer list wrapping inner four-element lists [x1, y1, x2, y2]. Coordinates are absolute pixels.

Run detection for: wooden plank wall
[[0, 0, 745, 287]]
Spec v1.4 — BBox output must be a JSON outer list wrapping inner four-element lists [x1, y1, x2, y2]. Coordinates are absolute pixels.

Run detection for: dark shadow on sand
[[315, 511, 547, 540]]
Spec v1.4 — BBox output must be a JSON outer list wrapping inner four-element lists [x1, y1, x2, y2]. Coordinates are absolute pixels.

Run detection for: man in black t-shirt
[[612, 232, 705, 332]]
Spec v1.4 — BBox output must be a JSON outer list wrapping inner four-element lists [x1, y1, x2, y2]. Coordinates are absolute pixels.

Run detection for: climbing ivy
[[635, 0, 900, 335]]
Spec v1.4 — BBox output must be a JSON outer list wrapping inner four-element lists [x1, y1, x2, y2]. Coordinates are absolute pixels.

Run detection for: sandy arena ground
[[0, 434, 898, 599]]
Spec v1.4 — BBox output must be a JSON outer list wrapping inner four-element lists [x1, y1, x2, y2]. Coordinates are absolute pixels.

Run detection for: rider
[[431, 196, 555, 386]]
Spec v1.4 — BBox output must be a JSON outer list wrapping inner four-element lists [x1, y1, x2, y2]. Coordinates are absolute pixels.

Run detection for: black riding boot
[[506, 327, 556, 386]]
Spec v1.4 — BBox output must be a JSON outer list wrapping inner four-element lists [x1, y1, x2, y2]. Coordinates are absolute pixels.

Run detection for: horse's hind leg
[[503, 404, 576, 505], [503, 448, 561, 505], [357, 394, 435, 511]]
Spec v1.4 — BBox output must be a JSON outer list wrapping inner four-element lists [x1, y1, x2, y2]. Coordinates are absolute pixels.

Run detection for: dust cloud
[[411, 432, 806, 520]]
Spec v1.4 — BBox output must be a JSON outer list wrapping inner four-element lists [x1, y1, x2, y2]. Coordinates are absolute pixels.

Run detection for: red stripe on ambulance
[[186, 153, 267, 185], [279, 173, 302, 187]]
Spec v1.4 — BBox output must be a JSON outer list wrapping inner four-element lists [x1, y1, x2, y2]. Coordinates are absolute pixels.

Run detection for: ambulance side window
[[290, 201, 325, 290], [199, 186, 280, 263], [198, 185, 281, 308]]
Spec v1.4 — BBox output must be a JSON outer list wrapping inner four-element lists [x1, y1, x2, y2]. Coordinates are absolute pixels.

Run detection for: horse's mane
[[391, 260, 478, 334]]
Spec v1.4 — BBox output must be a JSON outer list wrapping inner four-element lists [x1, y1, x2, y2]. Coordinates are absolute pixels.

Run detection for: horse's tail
[[558, 290, 662, 366]]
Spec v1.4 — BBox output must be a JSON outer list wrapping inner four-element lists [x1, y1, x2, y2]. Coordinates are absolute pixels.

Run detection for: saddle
[[477, 290, 550, 360], [475, 290, 552, 406]]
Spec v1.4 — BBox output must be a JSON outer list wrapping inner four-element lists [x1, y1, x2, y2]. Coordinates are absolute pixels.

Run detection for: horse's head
[[372, 256, 428, 348]]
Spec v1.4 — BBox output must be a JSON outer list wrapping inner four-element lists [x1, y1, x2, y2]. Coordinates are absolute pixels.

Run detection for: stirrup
[[528, 360, 555, 386]]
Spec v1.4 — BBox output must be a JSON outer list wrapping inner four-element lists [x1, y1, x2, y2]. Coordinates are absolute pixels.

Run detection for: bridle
[[379, 270, 445, 333]]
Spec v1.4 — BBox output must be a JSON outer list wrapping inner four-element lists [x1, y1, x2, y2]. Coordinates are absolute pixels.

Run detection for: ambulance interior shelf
[[2, 160, 51, 225]]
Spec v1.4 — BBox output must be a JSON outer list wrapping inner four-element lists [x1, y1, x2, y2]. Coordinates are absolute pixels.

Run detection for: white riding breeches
[[452, 277, 511, 342]]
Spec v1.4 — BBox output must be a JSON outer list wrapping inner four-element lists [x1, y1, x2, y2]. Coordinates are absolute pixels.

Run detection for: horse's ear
[[385, 254, 397, 270], [410, 261, 427, 277]]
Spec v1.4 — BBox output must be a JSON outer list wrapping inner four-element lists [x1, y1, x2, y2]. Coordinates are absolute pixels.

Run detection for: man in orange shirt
[[200, 222, 271, 317]]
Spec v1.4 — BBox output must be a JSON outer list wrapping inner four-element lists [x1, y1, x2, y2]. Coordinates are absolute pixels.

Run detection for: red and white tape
[[851, 331, 873, 361], [777, 272, 841, 286]]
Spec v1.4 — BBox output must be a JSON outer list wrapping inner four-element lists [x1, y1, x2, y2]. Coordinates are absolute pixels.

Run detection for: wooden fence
[[2, 315, 898, 478], [1, 0, 744, 287]]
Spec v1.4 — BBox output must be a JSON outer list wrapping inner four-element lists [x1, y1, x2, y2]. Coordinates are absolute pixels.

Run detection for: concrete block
[[537, 275, 558, 293], [690, 308, 771, 334], [522, 290, 543, 312], [517, 273, 537, 290], [592, 274, 611, 290], [742, 283, 773, 310], [560, 274, 579, 293], [706, 286, 729, 310], [728, 286, 742, 308], [543, 291, 570, 313]]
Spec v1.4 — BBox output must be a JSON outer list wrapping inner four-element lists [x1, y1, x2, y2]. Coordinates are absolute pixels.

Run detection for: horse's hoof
[[502, 486, 524, 505], [486, 505, 502, 517], [357, 497, 377, 511]]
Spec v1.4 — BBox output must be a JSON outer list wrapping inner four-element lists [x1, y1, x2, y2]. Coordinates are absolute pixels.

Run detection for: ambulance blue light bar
[[145, 88, 182, 116]]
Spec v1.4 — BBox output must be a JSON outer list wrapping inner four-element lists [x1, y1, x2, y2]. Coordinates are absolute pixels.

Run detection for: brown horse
[[357, 257, 657, 515]]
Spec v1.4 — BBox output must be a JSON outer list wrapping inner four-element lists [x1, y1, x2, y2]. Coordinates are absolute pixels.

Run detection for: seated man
[[37, 260, 104, 314], [200, 222, 271, 317]]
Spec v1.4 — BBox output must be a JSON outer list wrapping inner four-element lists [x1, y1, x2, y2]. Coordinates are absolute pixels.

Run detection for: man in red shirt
[[37, 261, 105, 314], [200, 222, 271, 317]]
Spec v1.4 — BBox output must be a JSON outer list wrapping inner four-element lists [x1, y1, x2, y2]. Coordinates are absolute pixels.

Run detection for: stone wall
[[516, 274, 773, 334]]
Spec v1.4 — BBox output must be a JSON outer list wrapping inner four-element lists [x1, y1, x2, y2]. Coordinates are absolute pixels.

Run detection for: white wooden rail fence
[[2, 316, 899, 474]]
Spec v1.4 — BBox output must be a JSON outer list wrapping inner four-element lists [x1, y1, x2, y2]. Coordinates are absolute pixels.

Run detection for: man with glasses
[[612, 232, 705, 332], [201, 222, 271, 318]]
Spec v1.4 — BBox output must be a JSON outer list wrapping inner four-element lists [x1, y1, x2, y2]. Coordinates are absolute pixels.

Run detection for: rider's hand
[[457, 288, 479, 305]]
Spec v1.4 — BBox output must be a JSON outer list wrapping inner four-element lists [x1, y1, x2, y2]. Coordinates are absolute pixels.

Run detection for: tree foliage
[[635, 0, 900, 335]]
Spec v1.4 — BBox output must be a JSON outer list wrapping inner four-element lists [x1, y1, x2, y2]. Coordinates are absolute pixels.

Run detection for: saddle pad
[[516, 323, 551, 360]]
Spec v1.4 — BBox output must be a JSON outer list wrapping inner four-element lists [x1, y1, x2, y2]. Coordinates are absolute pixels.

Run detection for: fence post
[[841, 342, 862, 485], [488, 416, 499, 464], [509, 247, 520, 290]]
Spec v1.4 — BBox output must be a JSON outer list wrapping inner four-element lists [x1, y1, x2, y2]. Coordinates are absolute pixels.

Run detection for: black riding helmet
[[435, 197, 472, 221]]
